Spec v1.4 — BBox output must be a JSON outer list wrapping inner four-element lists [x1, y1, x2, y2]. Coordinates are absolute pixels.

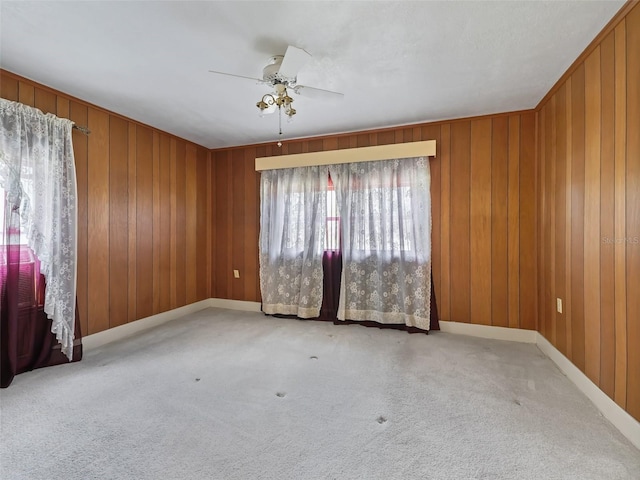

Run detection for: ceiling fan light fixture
[[210, 44, 343, 139], [256, 87, 295, 116]]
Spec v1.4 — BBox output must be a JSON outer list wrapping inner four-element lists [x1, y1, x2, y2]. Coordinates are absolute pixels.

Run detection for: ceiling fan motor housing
[[262, 55, 295, 86]]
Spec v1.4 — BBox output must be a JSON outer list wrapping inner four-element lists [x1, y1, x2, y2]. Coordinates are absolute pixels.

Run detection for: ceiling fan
[[209, 45, 344, 136]]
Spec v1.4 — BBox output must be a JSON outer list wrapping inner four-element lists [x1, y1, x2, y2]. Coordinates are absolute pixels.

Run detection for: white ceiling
[[0, 1, 625, 149]]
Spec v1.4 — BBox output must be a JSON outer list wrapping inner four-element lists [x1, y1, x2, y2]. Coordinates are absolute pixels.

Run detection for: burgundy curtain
[[1, 243, 82, 388]]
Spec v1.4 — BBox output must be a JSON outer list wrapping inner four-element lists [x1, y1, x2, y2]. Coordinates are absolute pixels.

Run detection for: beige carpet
[[1, 307, 639, 479]]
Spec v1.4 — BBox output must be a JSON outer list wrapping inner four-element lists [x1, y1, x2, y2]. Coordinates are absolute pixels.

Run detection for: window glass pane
[[352, 186, 413, 253], [283, 191, 305, 250], [0, 186, 29, 247], [325, 188, 340, 250]]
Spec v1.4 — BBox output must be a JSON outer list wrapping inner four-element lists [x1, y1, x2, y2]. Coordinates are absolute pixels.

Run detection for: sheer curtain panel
[[329, 157, 432, 329], [259, 166, 327, 318], [0, 99, 78, 360]]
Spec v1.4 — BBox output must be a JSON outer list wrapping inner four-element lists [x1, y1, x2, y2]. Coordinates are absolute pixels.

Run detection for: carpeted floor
[[1, 307, 639, 479]]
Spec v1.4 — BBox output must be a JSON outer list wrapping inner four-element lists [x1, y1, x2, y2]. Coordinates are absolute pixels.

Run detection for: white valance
[[255, 140, 436, 171]]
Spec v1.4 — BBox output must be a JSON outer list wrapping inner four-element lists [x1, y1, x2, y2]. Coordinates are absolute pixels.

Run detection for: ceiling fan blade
[[208, 70, 265, 83], [293, 85, 344, 101], [278, 45, 311, 79]]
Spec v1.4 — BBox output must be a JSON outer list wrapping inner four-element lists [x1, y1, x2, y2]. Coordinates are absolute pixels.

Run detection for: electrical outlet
[[233, 269, 240, 279], [556, 298, 563, 314]]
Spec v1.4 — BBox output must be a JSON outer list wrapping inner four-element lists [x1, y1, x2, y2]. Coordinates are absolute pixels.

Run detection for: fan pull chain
[[277, 106, 283, 147]]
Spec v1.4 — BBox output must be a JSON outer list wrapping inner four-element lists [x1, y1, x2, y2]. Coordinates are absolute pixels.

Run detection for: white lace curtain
[[259, 156, 431, 329], [0, 99, 78, 360], [259, 165, 327, 318], [329, 157, 431, 329]]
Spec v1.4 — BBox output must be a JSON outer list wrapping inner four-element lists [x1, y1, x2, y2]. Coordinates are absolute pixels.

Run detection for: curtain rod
[[72, 124, 90, 135]]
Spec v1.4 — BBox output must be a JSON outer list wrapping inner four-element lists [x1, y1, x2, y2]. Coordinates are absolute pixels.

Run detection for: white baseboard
[[536, 333, 640, 451], [82, 299, 212, 351], [431, 320, 639, 451], [438, 320, 538, 343]]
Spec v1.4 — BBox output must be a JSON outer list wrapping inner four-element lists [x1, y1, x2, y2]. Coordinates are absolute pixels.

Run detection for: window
[[323, 176, 417, 254], [1, 186, 30, 250], [350, 185, 415, 253], [282, 191, 306, 251], [0, 186, 40, 308], [325, 176, 340, 250]]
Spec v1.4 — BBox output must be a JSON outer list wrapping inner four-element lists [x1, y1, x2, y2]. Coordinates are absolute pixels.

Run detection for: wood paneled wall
[[1, 71, 212, 336], [211, 111, 538, 330], [536, 2, 640, 420], [4, 2, 636, 424]]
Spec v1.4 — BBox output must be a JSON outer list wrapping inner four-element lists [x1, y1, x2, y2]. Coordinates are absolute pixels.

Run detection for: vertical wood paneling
[[570, 64, 587, 372], [159, 135, 172, 312], [338, 137, 351, 150], [34, 88, 56, 115], [231, 149, 246, 300], [208, 151, 214, 300], [56, 98, 69, 124], [357, 133, 370, 147], [169, 138, 178, 309], [152, 133, 161, 314], [507, 116, 520, 329], [545, 97, 556, 343], [254, 147, 267, 299], [491, 117, 509, 328], [135, 126, 154, 320], [599, 32, 616, 399], [539, 106, 548, 339], [87, 108, 110, 334], [439, 124, 451, 321], [519, 112, 537, 331], [243, 149, 259, 302], [584, 48, 602, 385], [377, 130, 395, 145], [625, 4, 640, 419], [109, 116, 129, 328], [211, 151, 222, 298], [551, 97, 559, 344], [213, 151, 231, 299], [127, 124, 137, 323], [69, 101, 89, 336], [18, 81, 34, 106], [213, 113, 536, 332], [555, 86, 567, 354], [1, 75, 18, 100], [323, 137, 339, 152], [196, 147, 209, 301], [450, 122, 471, 323], [565, 79, 573, 361], [613, 20, 628, 409], [470, 119, 493, 325], [2, 71, 213, 348], [185, 144, 198, 304], [536, 2, 640, 422], [175, 140, 187, 307]]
